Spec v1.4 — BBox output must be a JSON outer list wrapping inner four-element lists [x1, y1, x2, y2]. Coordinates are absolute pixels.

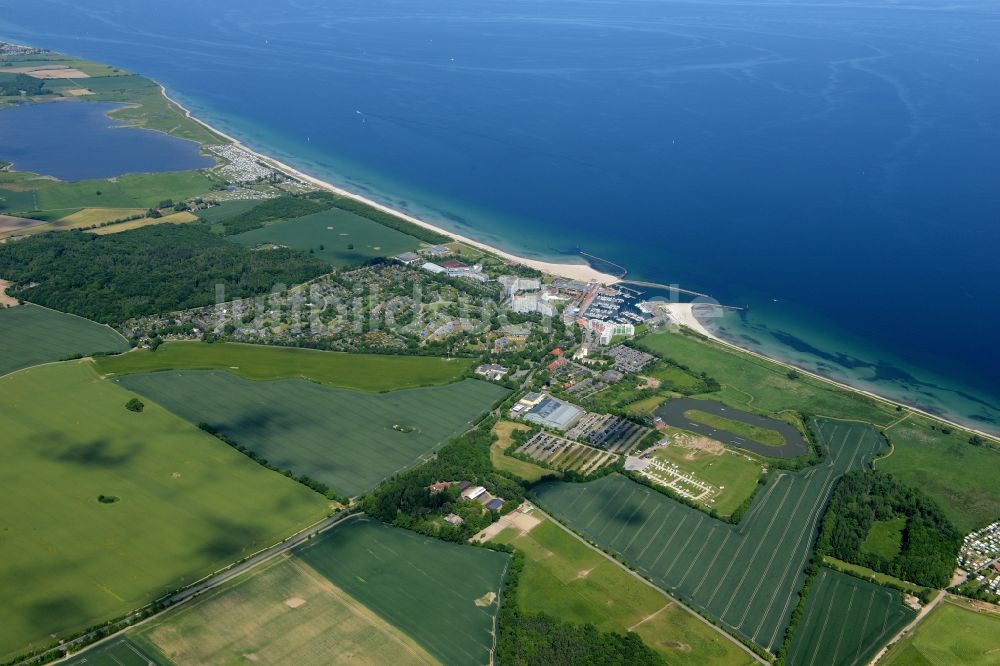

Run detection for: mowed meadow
[[116, 370, 508, 497], [532, 419, 886, 653], [0, 362, 329, 661], [0, 304, 129, 376]]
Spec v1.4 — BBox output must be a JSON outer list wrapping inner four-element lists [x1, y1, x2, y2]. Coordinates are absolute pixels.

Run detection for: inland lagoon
[[0, 101, 212, 180]]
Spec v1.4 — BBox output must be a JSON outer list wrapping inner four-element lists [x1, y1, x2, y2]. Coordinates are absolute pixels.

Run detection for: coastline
[[158, 84, 999, 445], [159, 86, 617, 286]]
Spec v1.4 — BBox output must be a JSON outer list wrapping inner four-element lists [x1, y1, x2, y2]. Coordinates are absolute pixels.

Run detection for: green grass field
[[877, 413, 1000, 533], [491, 514, 754, 665], [95, 342, 473, 392], [0, 304, 129, 376], [786, 568, 914, 666], [490, 420, 551, 483], [638, 329, 1000, 532], [130, 551, 437, 666], [861, 515, 905, 559], [0, 362, 329, 662], [34, 170, 219, 210], [230, 208, 422, 267], [532, 419, 885, 653], [684, 409, 785, 447], [881, 596, 1000, 665], [193, 199, 261, 222], [116, 370, 508, 496], [653, 438, 763, 517], [296, 517, 509, 665]]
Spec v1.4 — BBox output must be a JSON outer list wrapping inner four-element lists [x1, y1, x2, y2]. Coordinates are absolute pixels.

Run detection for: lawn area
[[0, 362, 329, 662], [230, 208, 422, 267], [652, 434, 763, 517], [683, 408, 785, 447], [193, 199, 260, 222], [532, 419, 886, 653], [626, 394, 667, 417], [490, 420, 550, 483], [491, 514, 755, 665], [861, 515, 905, 559], [878, 413, 1000, 533], [128, 552, 436, 666], [881, 596, 1000, 665], [296, 517, 509, 665], [116, 370, 508, 496], [786, 567, 914, 666], [95, 342, 473, 392], [0, 304, 129, 376]]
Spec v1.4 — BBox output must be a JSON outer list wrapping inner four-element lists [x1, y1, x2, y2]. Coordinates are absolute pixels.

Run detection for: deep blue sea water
[[0, 101, 212, 180], [1, 0, 997, 433]]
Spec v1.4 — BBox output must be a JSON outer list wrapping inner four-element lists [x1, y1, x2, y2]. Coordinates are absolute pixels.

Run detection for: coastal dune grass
[[0, 362, 329, 662], [115, 370, 508, 496], [95, 341, 474, 392], [0, 303, 129, 376]]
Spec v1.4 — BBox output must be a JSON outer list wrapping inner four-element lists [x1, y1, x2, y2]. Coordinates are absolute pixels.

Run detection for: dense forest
[[0, 72, 49, 96], [0, 226, 329, 323], [816, 469, 961, 588]]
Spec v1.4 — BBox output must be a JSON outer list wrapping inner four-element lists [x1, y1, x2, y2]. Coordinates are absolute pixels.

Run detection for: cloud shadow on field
[[36, 432, 138, 468]]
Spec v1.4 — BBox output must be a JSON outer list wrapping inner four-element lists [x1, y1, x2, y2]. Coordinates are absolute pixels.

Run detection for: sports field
[[0, 362, 328, 662], [116, 370, 508, 496], [532, 419, 885, 653], [880, 596, 1000, 666], [786, 568, 914, 666], [491, 513, 755, 665], [132, 552, 437, 665], [295, 517, 509, 665], [0, 304, 129, 376], [95, 342, 473, 391], [230, 208, 422, 267]]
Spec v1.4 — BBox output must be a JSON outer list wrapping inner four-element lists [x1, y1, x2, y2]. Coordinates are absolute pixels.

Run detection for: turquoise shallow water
[[1, 0, 998, 433]]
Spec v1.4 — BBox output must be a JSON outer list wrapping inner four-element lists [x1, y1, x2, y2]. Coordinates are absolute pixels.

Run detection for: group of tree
[[0, 72, 49, 96], [816, 469, 961, 588], [217, 192, 334, 235], [0, 225, 330, 324], [360, 418, 526, 542]]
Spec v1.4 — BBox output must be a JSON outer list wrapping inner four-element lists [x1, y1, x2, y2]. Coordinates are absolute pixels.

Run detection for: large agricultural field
[[532, 419, 886, 653], [880, 596, 1000, 666], [230, 207, 423, 267], [491, 512, 755, 665], [785, 568, 914, 666], [127, 551, 437, 665], [0, 303, 129, 376], [116, 370, 508, 496], [638, 329, 1000, 532], [0, 362, 329, 662], [95, 341, 473, 391], [296, 517, 509, 665]]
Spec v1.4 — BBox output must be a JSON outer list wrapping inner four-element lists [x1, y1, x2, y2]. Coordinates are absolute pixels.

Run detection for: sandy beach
[[160, 87, 617, 286]]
